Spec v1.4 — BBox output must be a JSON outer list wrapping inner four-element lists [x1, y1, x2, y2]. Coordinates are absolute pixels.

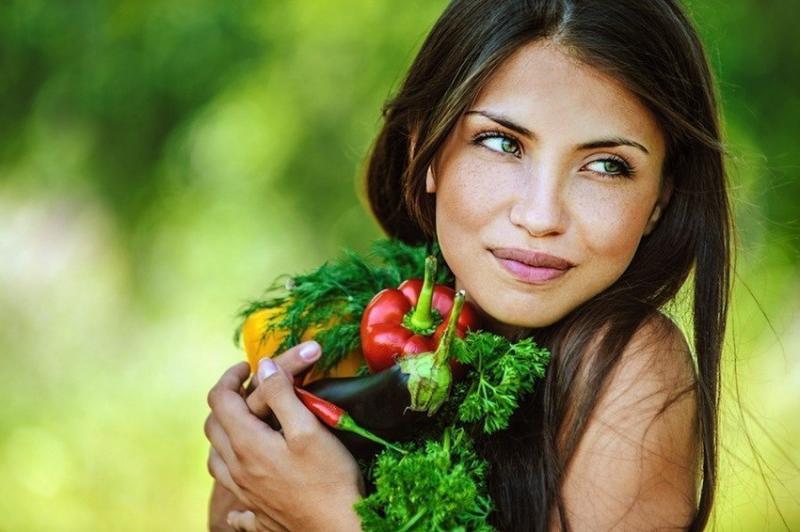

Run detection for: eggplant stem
[[432, 290, 465, 368]]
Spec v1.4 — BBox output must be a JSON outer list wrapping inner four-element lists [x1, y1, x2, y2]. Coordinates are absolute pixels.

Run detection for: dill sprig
[[233, 239, 452, 371]]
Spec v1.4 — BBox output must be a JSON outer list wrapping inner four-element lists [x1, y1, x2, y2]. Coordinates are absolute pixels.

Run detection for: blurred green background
[[0, 1, 797, 530]]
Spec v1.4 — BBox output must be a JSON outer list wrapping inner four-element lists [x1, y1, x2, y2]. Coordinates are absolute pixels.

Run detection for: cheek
[[572, 185, 654, 271], [434, 160, 511, 234], [433, 160, 513, 304]]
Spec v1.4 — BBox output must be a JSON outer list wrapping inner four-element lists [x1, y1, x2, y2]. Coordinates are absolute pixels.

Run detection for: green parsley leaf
[[455, 332, 550, 434], [355, 427, 494, 531]]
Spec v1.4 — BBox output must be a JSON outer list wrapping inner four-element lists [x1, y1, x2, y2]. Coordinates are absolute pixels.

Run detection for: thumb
[[246, 341, 322, 420], [248, 357, 318, 437]]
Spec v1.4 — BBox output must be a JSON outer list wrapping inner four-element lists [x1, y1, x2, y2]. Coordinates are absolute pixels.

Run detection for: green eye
[[500, 138, 516, 153], [477, 133, 521, 156], [585, 158, 632, 178]]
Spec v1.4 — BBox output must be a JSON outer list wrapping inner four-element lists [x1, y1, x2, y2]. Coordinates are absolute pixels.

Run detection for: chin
[[472, 292, 569, 331], [495, 308, 563, 329]]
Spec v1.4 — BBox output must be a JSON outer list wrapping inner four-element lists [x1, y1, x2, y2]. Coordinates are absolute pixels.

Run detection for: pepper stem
[[432, 290, 465, 367], [336, 413, 408, 454], [407, 256, 438, 332]]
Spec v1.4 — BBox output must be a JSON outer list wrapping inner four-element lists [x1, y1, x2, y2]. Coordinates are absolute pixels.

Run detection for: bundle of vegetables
[[236, 240, 550, 530]]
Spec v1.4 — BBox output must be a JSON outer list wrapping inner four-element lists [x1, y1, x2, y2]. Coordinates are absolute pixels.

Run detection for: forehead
[[471, 40, 664, 156]]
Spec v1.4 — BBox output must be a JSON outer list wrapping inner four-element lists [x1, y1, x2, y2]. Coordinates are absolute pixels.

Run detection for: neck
[[482, 312, 533, 341], [455, 279, 532, 341]]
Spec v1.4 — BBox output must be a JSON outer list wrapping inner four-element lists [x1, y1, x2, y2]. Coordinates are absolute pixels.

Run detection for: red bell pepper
[[360, 256, 481, 373]]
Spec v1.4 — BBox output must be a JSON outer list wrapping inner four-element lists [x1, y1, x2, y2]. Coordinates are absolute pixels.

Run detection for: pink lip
[[491, 248, 574, 284]]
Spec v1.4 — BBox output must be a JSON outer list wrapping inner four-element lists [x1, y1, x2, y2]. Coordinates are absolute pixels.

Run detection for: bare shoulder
[[612, 312, 696, 405], [558, 313, 699, 530]]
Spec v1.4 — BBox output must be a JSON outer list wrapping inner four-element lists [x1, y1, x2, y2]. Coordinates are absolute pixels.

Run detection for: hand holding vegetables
[[205, 343, 364, 532], [225, 241, 552, 530], [239, 253, 483, 457]]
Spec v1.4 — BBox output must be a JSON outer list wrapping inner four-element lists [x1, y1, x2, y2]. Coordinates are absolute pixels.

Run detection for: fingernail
[[298, 341, 321, 361], [257, 358, 278, 382]]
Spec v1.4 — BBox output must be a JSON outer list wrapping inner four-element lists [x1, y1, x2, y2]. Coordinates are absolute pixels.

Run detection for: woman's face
[[429, 41, 668, 335]]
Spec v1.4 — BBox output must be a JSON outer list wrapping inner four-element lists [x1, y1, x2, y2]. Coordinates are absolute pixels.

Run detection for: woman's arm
[[205, 343, 364, 531], [555, 315, 699, 530]]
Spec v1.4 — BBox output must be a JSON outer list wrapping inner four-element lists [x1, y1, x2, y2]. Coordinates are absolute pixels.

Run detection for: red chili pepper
[[360, 256, 481, 373], [294, 387, 407, 453]]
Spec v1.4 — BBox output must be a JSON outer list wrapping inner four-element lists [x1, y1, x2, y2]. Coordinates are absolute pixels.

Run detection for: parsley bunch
[[454, 334, 550, 433], [355, 427, 493, 532]]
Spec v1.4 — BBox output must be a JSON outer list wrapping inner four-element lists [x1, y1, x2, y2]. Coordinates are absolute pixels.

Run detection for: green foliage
[[355, 427, 494, 532], [454, 334, 551, 434], [234, 239, 450, 371], [0, 0, 267, 227], [370, 239, 453, 286]]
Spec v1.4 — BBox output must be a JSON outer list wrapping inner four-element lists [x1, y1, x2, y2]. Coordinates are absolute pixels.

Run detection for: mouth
[[490, 247, 575, 285]]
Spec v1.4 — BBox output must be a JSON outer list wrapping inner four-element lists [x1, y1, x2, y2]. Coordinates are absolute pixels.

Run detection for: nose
[[508, 165, 566, 237]]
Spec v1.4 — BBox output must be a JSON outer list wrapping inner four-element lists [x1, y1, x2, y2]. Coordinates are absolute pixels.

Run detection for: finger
[[256, 340, 322, 384], [208, 362, 252, 404], [227, 510, 286, 532], [209, 480, 248, 532], [248, 359, 320, 447], [208, 363, 281, 444], [204, 413, 237, 468], [208, 447, 245, 501], [244, 375, 257, 397], [226, 510, 257, 532]]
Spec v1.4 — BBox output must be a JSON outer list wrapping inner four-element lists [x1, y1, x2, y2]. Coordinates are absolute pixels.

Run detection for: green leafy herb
[[355, 427, 494, 532], [454, 333, 551, 434]]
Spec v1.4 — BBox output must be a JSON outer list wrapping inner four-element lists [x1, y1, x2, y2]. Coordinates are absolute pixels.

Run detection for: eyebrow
[[464, 109, 650, 155]]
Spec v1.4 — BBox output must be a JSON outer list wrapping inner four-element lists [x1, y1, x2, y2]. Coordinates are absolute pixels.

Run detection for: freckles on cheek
[[439, 166, 494, 230], [576, 194, 649, 263]]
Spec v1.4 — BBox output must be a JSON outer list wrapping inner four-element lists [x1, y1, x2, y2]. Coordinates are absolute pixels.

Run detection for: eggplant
[[304, 364, 435, 458]]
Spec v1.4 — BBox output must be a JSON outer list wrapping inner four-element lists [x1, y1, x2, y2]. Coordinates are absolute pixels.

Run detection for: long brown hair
[[364, 1, 730, 530]]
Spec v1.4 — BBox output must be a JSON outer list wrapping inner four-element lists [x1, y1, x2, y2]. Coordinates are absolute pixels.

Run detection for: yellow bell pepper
[[240, 307, 364, 385]]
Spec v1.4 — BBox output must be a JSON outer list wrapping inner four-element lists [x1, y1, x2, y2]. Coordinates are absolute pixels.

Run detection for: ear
[[643, 205, 662, 236], [643, 179, 673, 236], [426, 166, 436, 193]]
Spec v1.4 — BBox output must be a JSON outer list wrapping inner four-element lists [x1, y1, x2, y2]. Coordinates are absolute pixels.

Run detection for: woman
[[205, 0, 730, 529]]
